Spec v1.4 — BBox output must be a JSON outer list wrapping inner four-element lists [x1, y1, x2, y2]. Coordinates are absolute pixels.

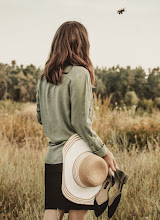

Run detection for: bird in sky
[[117, 8, 126, 14]]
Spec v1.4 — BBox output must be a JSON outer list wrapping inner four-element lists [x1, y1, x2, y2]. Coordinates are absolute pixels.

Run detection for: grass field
[[0, 98, 160, 220]]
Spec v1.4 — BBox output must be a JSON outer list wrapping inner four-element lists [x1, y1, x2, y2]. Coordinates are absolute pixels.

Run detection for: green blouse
[[36, 65, 109, 164]]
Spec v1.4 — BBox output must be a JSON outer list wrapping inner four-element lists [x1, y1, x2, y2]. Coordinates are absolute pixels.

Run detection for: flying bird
[[117, 8, 125, 14]]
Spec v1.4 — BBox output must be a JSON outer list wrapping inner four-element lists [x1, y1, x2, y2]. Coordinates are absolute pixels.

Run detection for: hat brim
[[62, 133, 102, 205]]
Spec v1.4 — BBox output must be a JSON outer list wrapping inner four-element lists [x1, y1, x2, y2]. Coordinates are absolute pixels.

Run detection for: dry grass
[[0, 98, 160, 219]]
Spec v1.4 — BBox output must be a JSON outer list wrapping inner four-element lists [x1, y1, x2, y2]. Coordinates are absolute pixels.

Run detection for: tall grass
[[0, 98, 160, 219]]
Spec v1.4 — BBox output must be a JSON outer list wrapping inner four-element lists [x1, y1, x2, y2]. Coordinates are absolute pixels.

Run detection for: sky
[[0, 0, 160, 74]]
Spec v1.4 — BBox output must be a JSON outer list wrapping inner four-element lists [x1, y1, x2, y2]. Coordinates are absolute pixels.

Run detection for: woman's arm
[[70, 67, 109, 157], [36, 80, 42, 125]]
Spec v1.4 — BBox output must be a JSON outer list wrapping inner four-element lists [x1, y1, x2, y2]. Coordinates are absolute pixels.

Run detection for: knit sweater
[[36, 65, 109, 164]]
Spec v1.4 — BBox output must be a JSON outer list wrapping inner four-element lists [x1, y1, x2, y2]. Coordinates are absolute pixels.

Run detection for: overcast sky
[[0, 0, 160, 74]]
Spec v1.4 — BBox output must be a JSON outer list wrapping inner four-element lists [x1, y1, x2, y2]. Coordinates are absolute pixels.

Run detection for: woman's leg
[[43, 209, 65, 220], [43, 209, 57, 220], [68, 210, 88, 220]]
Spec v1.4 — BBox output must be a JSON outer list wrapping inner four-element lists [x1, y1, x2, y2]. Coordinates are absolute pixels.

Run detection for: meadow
[[0, 96, 160, 220]]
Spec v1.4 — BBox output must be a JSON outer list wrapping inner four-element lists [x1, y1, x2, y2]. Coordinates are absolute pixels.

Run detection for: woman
[[36, 21, 118, 220]]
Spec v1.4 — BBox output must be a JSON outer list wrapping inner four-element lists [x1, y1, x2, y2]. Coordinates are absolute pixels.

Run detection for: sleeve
[[36, 80, 42, 125], [70, 68, 109, 157]]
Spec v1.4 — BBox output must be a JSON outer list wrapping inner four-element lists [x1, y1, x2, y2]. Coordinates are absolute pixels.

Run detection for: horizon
[[0, 0, 160, 75]]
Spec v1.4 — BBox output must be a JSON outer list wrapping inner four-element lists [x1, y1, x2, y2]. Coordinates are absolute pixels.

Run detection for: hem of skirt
[[45, 207, 69, 213], [45, 206, 95, 213]]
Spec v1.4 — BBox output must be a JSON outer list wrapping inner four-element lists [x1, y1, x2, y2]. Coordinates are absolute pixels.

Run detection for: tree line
[[0, 61, 160, 111], [94, 65, 160, 111]]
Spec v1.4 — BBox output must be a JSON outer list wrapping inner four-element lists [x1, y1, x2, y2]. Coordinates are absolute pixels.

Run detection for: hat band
[[72, 151, 93, 188]]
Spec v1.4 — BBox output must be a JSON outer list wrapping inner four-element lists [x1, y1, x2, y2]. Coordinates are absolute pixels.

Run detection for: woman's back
[[36, 64, 109, 164]]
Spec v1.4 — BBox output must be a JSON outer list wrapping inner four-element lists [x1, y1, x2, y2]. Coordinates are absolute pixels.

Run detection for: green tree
[[124, 91, 140, 106]]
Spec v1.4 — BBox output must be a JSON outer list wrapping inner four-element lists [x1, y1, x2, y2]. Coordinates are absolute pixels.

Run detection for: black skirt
[[45, 163, 95, 213]]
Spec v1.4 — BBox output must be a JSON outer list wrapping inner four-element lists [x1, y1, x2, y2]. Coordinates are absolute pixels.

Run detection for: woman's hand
[[102, 150, 119, 176]]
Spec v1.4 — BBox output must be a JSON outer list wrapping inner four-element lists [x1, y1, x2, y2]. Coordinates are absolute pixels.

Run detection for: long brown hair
[[40, 21, 95, 86]]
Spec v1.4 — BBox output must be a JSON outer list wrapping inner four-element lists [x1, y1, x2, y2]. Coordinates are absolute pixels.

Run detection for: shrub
[[124, 91, 140, 106], [138, 98, 154, 113], [154, 97, 160, 109]]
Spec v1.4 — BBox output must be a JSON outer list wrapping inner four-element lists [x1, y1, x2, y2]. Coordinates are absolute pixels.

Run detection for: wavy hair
[[40, 21, 95, 86]]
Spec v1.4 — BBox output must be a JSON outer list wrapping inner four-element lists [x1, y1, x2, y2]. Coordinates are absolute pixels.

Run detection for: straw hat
[[61, 133, 108, 205]]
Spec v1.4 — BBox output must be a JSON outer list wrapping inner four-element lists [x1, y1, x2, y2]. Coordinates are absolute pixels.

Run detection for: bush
[[138, 98, 154, 113], [124, 91, 140, 106], [154, 97, 160, 109]]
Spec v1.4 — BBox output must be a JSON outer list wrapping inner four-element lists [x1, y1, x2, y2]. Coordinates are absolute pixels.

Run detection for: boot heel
[[123, 175, 128, 184]]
